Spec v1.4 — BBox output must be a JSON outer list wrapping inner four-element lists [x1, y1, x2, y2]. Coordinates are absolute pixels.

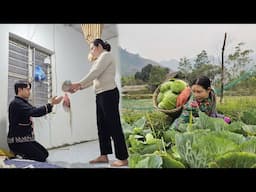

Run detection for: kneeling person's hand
[[51, 96, 63, 105]]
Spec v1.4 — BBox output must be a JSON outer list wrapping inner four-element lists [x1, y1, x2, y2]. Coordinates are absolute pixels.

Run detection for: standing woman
[[69, 38, 129, 167]]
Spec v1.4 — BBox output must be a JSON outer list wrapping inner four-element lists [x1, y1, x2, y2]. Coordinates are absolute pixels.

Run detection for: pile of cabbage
[[157, 78, 187, 110]]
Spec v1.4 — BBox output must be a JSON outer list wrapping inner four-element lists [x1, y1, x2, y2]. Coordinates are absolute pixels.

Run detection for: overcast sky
[[117, 24, 256, 62]]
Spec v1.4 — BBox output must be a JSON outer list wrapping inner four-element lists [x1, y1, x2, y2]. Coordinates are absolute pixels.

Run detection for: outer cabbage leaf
[[208, 152, 256, 168], [170, 79, 187, 94]]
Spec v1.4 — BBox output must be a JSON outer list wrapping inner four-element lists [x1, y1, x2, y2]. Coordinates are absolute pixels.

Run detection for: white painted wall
[[0, 24, 120, 151]]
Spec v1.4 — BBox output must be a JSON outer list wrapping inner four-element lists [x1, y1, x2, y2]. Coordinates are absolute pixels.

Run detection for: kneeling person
[[7, 80, 63, 162]]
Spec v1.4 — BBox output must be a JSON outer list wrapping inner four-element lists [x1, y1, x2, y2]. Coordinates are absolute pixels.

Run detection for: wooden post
[[220, 32, 227, 103]]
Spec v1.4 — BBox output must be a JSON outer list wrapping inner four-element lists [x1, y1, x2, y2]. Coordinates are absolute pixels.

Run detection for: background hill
[[119, 46, 256, 76], [119, 47, 160, 76], [159, 59, 179, 72]]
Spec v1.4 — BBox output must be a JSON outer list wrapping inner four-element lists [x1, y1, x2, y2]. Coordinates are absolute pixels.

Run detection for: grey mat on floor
[[48, 161, 128, 168], [5, 158, 62, 168]]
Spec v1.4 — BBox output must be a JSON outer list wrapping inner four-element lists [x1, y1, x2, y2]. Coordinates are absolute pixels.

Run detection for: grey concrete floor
[[47, 140, 128, 168]]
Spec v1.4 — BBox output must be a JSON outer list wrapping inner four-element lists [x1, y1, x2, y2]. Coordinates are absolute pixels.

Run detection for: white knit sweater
[[79, 51, 117, 94]]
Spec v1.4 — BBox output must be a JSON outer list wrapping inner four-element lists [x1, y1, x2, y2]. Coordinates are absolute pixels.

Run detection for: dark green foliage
[[209, 152, 256, 168], [161, 154, 185, 168], [154, 151, 185, 168], [175, 130, 242, 168], [227, 121, 246, 135], [128, 154, 163, 168], [241, 109, 256, 125], [240, 137, 256, 153], [163, 129, 176, 144]]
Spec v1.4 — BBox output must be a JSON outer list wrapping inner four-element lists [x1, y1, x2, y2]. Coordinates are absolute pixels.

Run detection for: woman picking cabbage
[[171, 76, 231, 130]]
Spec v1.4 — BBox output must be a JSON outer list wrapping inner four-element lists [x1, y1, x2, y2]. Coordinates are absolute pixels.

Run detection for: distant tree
[[135, 64, 153, 82], [182, 50, 224, 85], [227, 42, 253, 79], [148, 66, 169, 92], [141, 64, 153, 82], [121, 75, 142, 86], [135, 71, 142, 81], [196, 64, 221, 80], [194, 50, 210, 70], [134, 64, 169, 91], [186, 64, 222, 86], [178, 56, 192, 81]]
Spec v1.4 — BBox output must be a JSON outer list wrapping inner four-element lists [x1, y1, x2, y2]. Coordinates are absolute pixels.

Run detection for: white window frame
[[8, 33, 54, 107]]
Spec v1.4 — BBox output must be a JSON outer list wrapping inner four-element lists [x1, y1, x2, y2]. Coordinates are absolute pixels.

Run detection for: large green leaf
[[163, 129, 177, 144], [175, 130, 241, 168], [141, 142, 163, 155], [211, 131, 246, 145], [128, 135, 145, 154], [169, 146, 182, 161], [175, 130, 207, 168], [128, 154, 144, 168], [192, 133, 239, 165], [157, 151, 185, 168], [128, 134, 163, 155], [133, 116, 146, 129], [122, 116, 147, 142], [242, 124, 256, 136], [121, 119, 134, 141], [135, 154, 162, 168], [227, 121, 246, 135], [195, 111, 229, 131], [241, 109, 256, 125], [209, 152, 256, 168], [240, 137, 256, 153]]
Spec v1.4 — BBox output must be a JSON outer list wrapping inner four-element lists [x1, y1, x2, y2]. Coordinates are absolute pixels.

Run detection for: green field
[[121, 96, 256, 121], [121, 98, 154, 111]]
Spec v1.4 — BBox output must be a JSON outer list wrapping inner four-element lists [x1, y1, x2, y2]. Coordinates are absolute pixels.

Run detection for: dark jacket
[[7, 96, 53, 144]]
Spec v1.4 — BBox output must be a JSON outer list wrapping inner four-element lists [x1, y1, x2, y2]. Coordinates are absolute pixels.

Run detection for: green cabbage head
[[158, 90, 178, 110], [171, 79, 187, 94]]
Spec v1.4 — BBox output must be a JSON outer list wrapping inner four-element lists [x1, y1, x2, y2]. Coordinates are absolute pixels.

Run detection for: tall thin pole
[[220, 32, 227, 103]]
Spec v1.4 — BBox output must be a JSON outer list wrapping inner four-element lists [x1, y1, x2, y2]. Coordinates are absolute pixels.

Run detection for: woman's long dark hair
[[92, 38, 111, 52], [191, 76, 211, 90]]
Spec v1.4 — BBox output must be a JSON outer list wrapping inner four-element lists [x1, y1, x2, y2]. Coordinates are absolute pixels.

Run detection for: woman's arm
[[80, 81, 93, 90], [78, 52, 112, 87]]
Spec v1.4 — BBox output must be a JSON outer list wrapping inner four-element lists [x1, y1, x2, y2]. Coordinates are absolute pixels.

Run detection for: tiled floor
[[47, 140, 128, 168]]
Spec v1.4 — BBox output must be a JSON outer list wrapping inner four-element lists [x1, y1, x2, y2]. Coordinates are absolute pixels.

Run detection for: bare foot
[[110, 159, 128, 167], [89, 155, 109, 164]]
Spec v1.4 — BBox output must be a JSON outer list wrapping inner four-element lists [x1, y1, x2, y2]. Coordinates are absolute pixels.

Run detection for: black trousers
[[96, 87, 129, 160], [8, 141, 49, 162]]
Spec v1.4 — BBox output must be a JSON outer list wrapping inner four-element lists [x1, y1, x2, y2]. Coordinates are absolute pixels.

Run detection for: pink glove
[[224, 116, 231, 124], [190, 101, 199, 108]]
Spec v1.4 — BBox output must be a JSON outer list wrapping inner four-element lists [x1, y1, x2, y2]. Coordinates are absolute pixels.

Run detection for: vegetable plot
[[123, 109, 256, 168]]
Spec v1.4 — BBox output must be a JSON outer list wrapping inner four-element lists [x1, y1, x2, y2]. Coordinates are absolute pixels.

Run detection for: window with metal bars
[[8, 35, 52, 107]]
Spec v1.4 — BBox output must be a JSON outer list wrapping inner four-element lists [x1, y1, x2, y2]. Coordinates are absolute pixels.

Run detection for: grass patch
[[122, 94, 152, 99], [121, 110, 174, 132], [217, 96, 256, 121], [121, 98, 154, 111], [121, 95, 256, 123]]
